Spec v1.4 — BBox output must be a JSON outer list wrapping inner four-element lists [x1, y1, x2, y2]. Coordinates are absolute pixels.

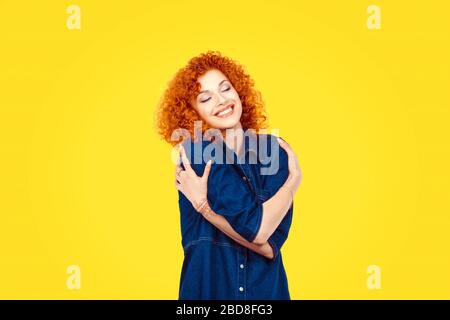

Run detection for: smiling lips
[[214, 103, 234, 118]]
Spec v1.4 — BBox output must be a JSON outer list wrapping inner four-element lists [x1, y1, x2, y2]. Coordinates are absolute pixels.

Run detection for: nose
[[217, 92, 227, 105]]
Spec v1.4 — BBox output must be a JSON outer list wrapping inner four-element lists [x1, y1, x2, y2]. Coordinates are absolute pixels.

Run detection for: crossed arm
[[192, 202, 276, 259], [175, 138, 301, 259]]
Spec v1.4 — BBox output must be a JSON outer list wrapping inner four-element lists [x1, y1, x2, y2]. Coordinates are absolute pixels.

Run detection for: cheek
[[195, 104, 213, 120], [231, 90, 243, 105], [235, 104, 243, 117]]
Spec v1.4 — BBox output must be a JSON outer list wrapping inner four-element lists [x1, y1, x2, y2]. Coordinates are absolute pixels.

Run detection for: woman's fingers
[[277, 137, 295, 162], [179, 145, 195, 174], [174, 161, 185, 187], [174, 170, 186, 192], [202, 160, 212, 183], [277, 137, 293, 155], [278, 137, 301, 174], [175, 164, 183, 178]]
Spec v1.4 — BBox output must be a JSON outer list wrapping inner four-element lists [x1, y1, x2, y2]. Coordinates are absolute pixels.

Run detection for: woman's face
[[192, 69, 242, 130]]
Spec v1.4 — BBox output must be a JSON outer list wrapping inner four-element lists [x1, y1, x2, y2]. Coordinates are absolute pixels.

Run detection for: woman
[[156, 51, 302, 299]]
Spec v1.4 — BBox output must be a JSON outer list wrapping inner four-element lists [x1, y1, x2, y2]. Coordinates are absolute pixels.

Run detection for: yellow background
[[1, 0, 449, 299]]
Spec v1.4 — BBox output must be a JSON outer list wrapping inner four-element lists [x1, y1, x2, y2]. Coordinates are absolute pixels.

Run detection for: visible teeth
[[217, 107, 232, 116]]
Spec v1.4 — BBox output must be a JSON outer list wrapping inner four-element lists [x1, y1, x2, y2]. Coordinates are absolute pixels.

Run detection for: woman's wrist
[[192, 197, 214, 218]]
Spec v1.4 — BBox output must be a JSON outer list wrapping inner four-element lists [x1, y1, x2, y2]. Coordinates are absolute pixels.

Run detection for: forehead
[[197, 69, 229, 88]]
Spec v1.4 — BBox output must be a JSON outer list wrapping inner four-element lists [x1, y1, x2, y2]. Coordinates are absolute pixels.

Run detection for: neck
[[222, 122, 244, 156]]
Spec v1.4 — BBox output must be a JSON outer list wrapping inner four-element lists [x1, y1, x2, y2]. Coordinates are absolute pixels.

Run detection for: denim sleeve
[[207, 164, 264, 243], [265, 135, 294, 259], [267, 204, 293, 259]]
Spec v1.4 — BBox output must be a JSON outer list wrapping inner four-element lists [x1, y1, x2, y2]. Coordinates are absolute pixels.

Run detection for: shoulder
[[178, 138, 207, 175], [255, 133, 288, 160], [252, 134, 290, 185], [255, 133, 289, 176], [181, 137, 212, 162], [180, 137, 228, 176]]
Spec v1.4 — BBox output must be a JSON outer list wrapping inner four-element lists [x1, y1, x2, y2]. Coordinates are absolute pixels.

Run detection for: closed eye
[[199, 86, 231, 103]]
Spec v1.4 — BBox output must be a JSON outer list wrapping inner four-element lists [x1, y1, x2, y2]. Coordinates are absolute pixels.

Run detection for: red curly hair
[[155, 51, 268, 146]]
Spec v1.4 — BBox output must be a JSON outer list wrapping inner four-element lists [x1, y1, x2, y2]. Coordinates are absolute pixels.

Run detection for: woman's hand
[[175, 145, 212, 209], [277, 137, 302, 194]]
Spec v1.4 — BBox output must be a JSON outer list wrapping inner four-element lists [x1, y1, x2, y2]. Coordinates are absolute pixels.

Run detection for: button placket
[[238, 163, 255, 196], [237, 246, 247, 296]]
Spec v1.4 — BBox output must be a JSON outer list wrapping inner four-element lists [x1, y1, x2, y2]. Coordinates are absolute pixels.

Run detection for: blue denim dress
[[178, 133, 293, 300]]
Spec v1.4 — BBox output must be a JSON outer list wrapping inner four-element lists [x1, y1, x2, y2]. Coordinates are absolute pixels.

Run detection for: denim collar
[[213, 130, 258, 165]]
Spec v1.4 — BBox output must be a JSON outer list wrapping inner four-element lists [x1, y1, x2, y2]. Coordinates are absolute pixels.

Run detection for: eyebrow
[[199, 79, 228, 94]]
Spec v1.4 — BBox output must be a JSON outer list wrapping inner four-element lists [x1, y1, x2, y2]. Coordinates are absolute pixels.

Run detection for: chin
[[210, 118, 240, 130]]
